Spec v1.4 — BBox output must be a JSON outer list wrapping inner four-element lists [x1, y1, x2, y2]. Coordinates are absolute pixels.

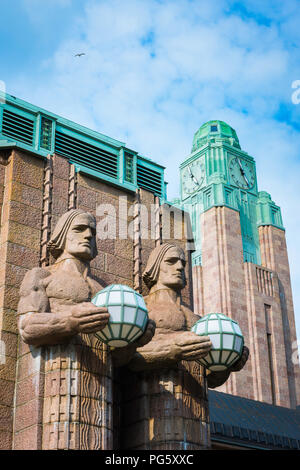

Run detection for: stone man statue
[[18, 208, 154, 349], [126, 242, 249, 388], [118, 242, 249, 449]]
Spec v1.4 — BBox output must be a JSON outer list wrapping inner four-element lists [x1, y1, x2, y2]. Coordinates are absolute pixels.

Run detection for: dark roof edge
[[210, 420, 300, 450]]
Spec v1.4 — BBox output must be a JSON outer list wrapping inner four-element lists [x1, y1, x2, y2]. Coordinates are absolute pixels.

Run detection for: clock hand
[[237, 158, 250, 187], [237, 158, 243, 170], [188, 166, 195, 180], [188, 166, 200, 186], [243, 172, 250, 187]]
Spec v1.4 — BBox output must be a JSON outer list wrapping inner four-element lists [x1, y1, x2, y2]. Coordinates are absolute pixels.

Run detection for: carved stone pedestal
[[120, 361, 210, 450], [13, 335, 113, 450]]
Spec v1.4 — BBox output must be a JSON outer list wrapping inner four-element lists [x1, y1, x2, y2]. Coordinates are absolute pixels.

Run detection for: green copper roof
[[256, 191, 284, 229], [191, 120, 241, 152], [177, 119, 284, 267], [0, 91, 166, 199]]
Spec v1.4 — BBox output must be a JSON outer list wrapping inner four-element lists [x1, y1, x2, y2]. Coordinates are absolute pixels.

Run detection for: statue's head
[[143, 243, 186, 292], [48, 209, 97, 261]]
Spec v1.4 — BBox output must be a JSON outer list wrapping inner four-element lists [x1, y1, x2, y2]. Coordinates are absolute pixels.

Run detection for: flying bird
[[74, 53, 86, 57]]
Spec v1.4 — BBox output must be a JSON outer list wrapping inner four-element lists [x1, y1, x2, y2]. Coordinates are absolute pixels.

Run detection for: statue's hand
[[173, 331, 212, 362], [68, 302, 110, 334], [134, 319, 156, 347], [228, 345, 249, 372]]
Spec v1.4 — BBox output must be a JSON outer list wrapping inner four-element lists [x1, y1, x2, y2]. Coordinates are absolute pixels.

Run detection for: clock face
[[182, 160, 205, 197], [229, 157, 255, 190]]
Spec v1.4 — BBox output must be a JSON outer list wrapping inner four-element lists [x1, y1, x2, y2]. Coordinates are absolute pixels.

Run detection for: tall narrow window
[[40, 117, 52, 150], [265, 304, 276, 405], [124, 152, 134, 183]]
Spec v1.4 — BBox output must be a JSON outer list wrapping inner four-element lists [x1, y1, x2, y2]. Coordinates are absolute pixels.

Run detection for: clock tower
[[178, 120, 300, 408]]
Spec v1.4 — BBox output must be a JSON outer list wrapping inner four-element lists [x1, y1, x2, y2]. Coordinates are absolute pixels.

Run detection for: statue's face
[[64, 213, 96, 261], [157, 247, 186, 291]]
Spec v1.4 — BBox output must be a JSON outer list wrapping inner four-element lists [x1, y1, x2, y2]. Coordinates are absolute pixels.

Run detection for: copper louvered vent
[[1, 109, 34, 145], [55, 130, 118, 179]]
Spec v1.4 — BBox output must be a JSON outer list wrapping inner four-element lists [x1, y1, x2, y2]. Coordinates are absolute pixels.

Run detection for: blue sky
[[1, 0, 300, 344]]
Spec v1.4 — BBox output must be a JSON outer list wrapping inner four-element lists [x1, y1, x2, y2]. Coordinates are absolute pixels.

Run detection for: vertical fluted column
[[42, 335, 113, 449], [68, 164, 77, 211], [133, 189, 142, 293], [121, 361, 210, 450], [40, 155, 53, 267]]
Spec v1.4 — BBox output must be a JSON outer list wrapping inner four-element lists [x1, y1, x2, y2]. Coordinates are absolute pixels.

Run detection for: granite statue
[[17, 209, 154, 351], [125, 243, 249, 388]]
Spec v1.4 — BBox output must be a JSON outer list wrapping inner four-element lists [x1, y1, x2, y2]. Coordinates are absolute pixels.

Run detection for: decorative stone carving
[[126, 243, 249, 388], [17, 209, 154, 352]]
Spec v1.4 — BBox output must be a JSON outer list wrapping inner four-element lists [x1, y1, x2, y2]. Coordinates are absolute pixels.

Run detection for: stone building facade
[[0, 146, 202, 450], [0, 94, 299, 450]]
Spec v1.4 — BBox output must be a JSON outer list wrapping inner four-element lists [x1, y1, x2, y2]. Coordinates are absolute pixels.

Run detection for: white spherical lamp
[[92, 284, 148, 348], [191, 313, 244, 371]]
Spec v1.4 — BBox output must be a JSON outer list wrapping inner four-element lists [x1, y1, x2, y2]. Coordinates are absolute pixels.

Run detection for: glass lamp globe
[[191, 313, 244, 371], [92, 284, 148, 348]]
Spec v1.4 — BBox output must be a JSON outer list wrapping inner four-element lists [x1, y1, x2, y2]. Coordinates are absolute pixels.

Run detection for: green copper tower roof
[[191, 120, 241, 153], [176, 119, 284, 268]]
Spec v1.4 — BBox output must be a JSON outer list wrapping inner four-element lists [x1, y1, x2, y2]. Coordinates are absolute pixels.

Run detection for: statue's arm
[[127, 328, 212, 371], [18, 268, 109, 347], [125, 332, 183, 371]]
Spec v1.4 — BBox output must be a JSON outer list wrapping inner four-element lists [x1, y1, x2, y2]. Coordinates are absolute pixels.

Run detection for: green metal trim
[[73, 163, 137, 193], [0, 92, 166, 200], [137, 156, 165, 197], [0, 139, 49, 158], [38, 114, 55, 152], [201, 183, 240, 212], [119, 147, 125, 184], [55, 122, 120, 157], [137, 153, 165, 170], [256, 191, 285, 230], [0, 91, 125, 150]]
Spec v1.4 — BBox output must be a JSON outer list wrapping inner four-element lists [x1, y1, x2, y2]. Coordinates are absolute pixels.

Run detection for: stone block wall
[[0, 150, 44, 449], [0, 148, 203, 450]]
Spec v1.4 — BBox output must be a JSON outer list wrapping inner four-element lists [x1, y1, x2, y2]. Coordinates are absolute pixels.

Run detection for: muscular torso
[[144, 289, 200, 335], [44, 266, 101, 313], [17, 260, 107, 347], [18, 259, 104, 317]]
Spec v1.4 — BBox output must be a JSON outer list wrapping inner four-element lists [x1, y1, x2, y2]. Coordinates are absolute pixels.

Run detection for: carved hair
[[142, 243, 185, 289], [47, 209, 97, 259]]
